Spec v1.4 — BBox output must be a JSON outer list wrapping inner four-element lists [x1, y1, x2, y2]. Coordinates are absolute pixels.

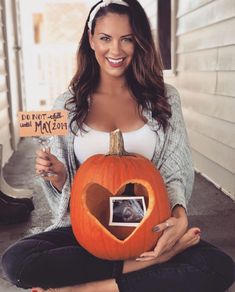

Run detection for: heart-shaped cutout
[[85, 182, 149, 240]]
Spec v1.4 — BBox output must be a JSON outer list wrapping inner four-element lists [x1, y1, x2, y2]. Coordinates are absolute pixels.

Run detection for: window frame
[[157, 0, 177, 76]]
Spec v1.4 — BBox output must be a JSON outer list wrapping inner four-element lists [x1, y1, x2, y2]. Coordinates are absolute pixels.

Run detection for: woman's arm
[[35, 148, 67, 192], [138, 85, 196, 260], [35, 90, 75, 219], [159, 85, 195, 211]]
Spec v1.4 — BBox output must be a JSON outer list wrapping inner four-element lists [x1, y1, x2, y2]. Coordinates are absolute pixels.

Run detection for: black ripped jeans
[[1, 227, 234, 292]]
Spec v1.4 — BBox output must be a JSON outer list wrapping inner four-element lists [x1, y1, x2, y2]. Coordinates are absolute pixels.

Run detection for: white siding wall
[[0, 0, 24, 166], [0, 0, 13, 165], [140, 0, 235, 199], [165, 0, 235, 199]]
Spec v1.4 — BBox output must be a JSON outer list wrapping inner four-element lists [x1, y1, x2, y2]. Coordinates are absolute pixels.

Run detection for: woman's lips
[[106, 57, 125, 68]]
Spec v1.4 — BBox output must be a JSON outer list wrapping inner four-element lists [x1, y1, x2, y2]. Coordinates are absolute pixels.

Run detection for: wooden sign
[[18, 110, 68, 137]]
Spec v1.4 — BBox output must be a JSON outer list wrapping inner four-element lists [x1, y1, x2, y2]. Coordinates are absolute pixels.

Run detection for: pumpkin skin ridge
[[71, 152, 171, 260]]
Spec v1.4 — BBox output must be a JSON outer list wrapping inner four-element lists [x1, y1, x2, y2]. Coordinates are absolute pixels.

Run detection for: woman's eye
[[100, 37, 110, 41], [122, 38, 133, 43]]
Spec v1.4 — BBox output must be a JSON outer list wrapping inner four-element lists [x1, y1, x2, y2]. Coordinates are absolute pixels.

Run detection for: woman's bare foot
[[31, 278, 119, 292], [31, 288, 46, 292], [123, 227, 201, 273], [171, 227, 201, 256]]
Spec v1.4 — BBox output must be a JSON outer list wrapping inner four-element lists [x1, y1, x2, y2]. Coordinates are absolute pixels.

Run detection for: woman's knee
[[210, 249, 235, 290], [1, 238, 42, 287], [191, 241, 234, 290]]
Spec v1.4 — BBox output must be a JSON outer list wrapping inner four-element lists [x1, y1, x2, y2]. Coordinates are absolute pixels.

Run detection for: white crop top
[[74, 123, 157, 163]]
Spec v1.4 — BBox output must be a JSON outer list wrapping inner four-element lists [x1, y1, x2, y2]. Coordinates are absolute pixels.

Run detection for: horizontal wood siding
[[217, 45, 235, 70], [192, 149, 235, 199], [164, 0, 235, 198], [177, 17, 235, 53], [177, 0, 235, 35], [177, 45, 235, 71], [183, 109, 235, 150], [177, 0, 214, 17], [180, 89, 235, 123], [188, 129, 235, 174], [216, 72, 235, 97]]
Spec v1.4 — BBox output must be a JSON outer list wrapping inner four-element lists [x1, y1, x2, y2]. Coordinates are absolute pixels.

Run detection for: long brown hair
[[66, 0, 172, 133]]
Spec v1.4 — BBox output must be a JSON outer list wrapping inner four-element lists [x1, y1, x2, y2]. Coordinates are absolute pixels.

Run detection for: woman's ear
[[88, 30, 95, 50]]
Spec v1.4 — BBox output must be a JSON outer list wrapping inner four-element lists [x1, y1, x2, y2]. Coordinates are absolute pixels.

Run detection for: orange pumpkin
[[70, 129, 171, 260]]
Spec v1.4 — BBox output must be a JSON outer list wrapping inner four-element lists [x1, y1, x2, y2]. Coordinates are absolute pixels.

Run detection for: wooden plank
[[0, 90, 8, 110], [0, 41, 4, 58], [177, 0, 214, 17], [176, 71, 216, 94], [192, 149, 235, 199], [177, 0, 235, 35], [188, 128, 235, 173], [183, 108, 235, 149], [180, 89, 235, 123], [0, 57, 5, 74], [0, 106, 9, 128], [216, 71, 235, 97], [0, 73, 6, 91], [0, 124, 12, 165], [0, 26, 3, 39], [177, 18, 235, 53], [177, 48, 217, 71], [218, 45, 235, 70]]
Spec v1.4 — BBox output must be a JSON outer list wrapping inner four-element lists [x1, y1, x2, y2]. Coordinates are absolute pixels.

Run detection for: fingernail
[[194, 230, 201, 235], [152, 226, 160, 232]]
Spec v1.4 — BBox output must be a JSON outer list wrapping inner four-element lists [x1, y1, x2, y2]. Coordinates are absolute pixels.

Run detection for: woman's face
[[89, 13, 135, 79]]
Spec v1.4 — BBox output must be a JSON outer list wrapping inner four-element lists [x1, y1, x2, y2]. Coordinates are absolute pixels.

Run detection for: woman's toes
[[176, 227, 201, 250], [185, 228, 201, 246], [179, 228, 194, 241], [185, 228, 200, 241], [188, 227, 201, 237]]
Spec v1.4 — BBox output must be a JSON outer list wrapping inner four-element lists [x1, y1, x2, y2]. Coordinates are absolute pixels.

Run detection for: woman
[[2, 1, 234, 291]]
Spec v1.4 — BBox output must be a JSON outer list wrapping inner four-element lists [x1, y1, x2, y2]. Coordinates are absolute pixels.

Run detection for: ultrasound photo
[[109, 196, 146, 227]]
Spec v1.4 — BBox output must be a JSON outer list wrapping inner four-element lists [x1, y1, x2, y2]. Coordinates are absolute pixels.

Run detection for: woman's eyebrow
[[98, 33, 133, 37], [121, 34, 133, 38]]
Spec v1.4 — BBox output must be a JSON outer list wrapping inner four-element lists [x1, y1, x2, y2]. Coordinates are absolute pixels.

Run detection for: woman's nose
[[109, 40, 122, 55]]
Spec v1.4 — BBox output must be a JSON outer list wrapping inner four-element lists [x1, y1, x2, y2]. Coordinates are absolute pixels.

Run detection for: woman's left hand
[[136, 205, 188, 261]]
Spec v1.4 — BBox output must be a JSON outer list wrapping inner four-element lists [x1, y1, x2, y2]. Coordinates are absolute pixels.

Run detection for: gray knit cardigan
[[40, 83, 194, 231]]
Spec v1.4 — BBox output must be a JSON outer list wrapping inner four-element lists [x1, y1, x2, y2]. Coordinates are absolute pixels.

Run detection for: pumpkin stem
[[107, 129, 133, 156]]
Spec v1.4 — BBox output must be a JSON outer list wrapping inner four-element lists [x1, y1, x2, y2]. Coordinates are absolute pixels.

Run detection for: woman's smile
[[106, 57, 126, 68]]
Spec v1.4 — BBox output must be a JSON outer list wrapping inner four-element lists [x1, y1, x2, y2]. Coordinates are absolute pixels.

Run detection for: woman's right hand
[[35, 148, 67, 192]]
